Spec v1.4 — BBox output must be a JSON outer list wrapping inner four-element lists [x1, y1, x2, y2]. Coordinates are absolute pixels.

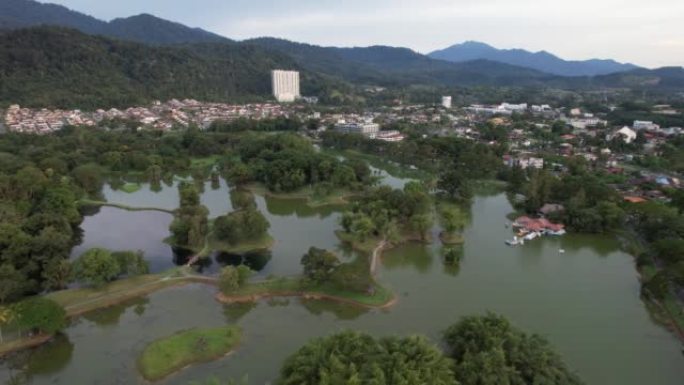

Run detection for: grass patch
[[439, 232, 465, 245], [245, 183, 355, 208], [209, 234, 275, 254], [46, 268, 209, 317], [120, 182, 142, 194], [78, 199, 174, 214], [335, 230, 381, 254], [137, 325, 241, 382], [190, 155, 220, 168]]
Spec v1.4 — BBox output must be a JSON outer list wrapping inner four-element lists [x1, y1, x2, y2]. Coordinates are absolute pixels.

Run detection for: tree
[[351, 214, 375, 242], [0, 264, 25, 304], [71, 164, 103, 194], [218, 266, 241, 294], [41, 259, 72, 291], [280, 331, 456, 385], [236, 265, 252, 287], [301, 247, 340, 284], [14, 297, 67, 335], [230, 189, 256, 211], [214, 208, 269, 245], [441, 206, 467, 234], [443, 313, 584, 385], [0, 306, 15, 343], [438, 170, 473, 201], [72, 248, 121, 287], [112, 251, 149, 276], [411, 214, 432, 241]]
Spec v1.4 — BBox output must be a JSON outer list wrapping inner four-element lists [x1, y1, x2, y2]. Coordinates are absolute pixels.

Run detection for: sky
[[47, 0, 684, 68]]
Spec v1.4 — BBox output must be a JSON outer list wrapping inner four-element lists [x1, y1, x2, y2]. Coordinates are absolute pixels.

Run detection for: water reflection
[[223, 302, 258, 323], [382, 243, 434, 273], [81, 297, 150, 326], [25, 335, 74, 375], [299, 298, 368, 320], [262, 196, 342, 219], [214, 251, 272, 272]]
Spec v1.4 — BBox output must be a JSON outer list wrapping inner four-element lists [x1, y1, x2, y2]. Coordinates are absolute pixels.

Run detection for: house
[[513, 216, 565, 233], [611, 126, 637, 144], [624, 196, 647, 204]]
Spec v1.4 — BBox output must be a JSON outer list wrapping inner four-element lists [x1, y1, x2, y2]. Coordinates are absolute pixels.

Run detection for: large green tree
[[301, 247, 340, 284], [280, 331, 456, 385], [443, 314, 584, 385], [72, 248, 121, 287], [14, 297, 67, 335]]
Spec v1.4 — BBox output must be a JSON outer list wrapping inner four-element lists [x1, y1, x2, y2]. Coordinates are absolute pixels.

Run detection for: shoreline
[[215, 288, 397, 310]]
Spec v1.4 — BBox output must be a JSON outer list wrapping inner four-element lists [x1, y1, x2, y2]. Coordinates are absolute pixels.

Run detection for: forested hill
[[246, 37, 557, 87], [0, 27, 299, 109], [0, 0, 229, 45]]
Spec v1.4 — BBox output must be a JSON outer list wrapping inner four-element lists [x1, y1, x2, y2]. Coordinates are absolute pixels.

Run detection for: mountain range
[[0, 0, 229, 44], [429, 41, 639, 77], [0, 0, 682, 109]]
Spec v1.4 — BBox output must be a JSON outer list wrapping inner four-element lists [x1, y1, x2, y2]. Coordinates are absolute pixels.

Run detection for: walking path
[[370, 239, 387, 276]]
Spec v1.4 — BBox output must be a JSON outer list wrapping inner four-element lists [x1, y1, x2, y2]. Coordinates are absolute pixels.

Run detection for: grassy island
[[209, 233, 274, 254], [137, 325, 241, 381], [120, 182, 142, 193]]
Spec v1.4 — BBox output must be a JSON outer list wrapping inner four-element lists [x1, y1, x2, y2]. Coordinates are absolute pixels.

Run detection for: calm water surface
[[3, 170, 683, 385]]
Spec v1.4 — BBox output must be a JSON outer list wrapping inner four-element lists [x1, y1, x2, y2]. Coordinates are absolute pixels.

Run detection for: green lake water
[[2, 169, 683, 385]]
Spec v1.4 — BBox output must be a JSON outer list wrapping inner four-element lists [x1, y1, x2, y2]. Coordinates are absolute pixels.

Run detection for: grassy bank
[[216, 276, 394, 308], [208, 234, 275, 254], [137, 325, 241, 382], [120, 182, 142, 194], [78, 199, 175, 214], [46, 268, 213, 317], [245, 183, 355, 208]]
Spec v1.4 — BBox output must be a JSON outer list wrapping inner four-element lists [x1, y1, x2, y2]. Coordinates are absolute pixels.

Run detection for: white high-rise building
[[271, 70, 300, 103], [442, 96, 452, 109]]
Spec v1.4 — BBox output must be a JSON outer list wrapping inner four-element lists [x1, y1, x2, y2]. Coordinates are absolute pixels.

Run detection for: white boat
[[559, 249, 566, 253], [505, 236, 524, 246], [523, 231, 540, 241]]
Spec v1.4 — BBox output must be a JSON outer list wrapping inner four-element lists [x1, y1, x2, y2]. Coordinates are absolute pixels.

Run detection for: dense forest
[[0, 27, 294, 109]]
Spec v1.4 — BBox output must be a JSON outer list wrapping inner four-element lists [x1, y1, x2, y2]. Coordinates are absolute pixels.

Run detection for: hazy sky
[[47, 0, 683, 68]]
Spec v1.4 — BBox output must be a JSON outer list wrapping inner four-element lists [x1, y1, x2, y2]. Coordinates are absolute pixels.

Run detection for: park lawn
[[137, 325, 241, 381], [121, 182, 142, 194]]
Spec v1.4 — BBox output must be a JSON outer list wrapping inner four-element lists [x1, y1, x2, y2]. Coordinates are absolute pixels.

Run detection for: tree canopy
[[443, 313, 584, 385], [280, 331, 456, 385]]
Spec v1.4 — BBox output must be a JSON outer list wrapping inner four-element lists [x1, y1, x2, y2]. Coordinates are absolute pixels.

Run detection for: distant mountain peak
[[429, 41, 639, 76]]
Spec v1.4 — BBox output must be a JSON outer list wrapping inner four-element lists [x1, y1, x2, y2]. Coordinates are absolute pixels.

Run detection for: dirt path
[[370, 239, 387, 276]]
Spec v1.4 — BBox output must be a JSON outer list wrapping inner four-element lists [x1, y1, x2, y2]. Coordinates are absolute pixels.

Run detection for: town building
[[334, 121, 380, 137], [441, 96, 452, 109], [271, 70, 300, 103]]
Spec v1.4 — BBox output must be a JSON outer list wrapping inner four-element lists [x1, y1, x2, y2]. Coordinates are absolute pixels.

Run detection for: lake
[[2, 168, 683, 385]]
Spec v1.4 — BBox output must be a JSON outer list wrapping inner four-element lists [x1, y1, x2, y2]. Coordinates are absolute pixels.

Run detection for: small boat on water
[[505, 236, 524, 246], [559, 249, 566, 253], [523, 231, 541, 241]]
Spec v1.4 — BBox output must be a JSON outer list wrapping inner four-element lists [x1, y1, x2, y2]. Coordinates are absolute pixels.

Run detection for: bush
[[72, 248, 121, 287], [15, 297, 66, 334]]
